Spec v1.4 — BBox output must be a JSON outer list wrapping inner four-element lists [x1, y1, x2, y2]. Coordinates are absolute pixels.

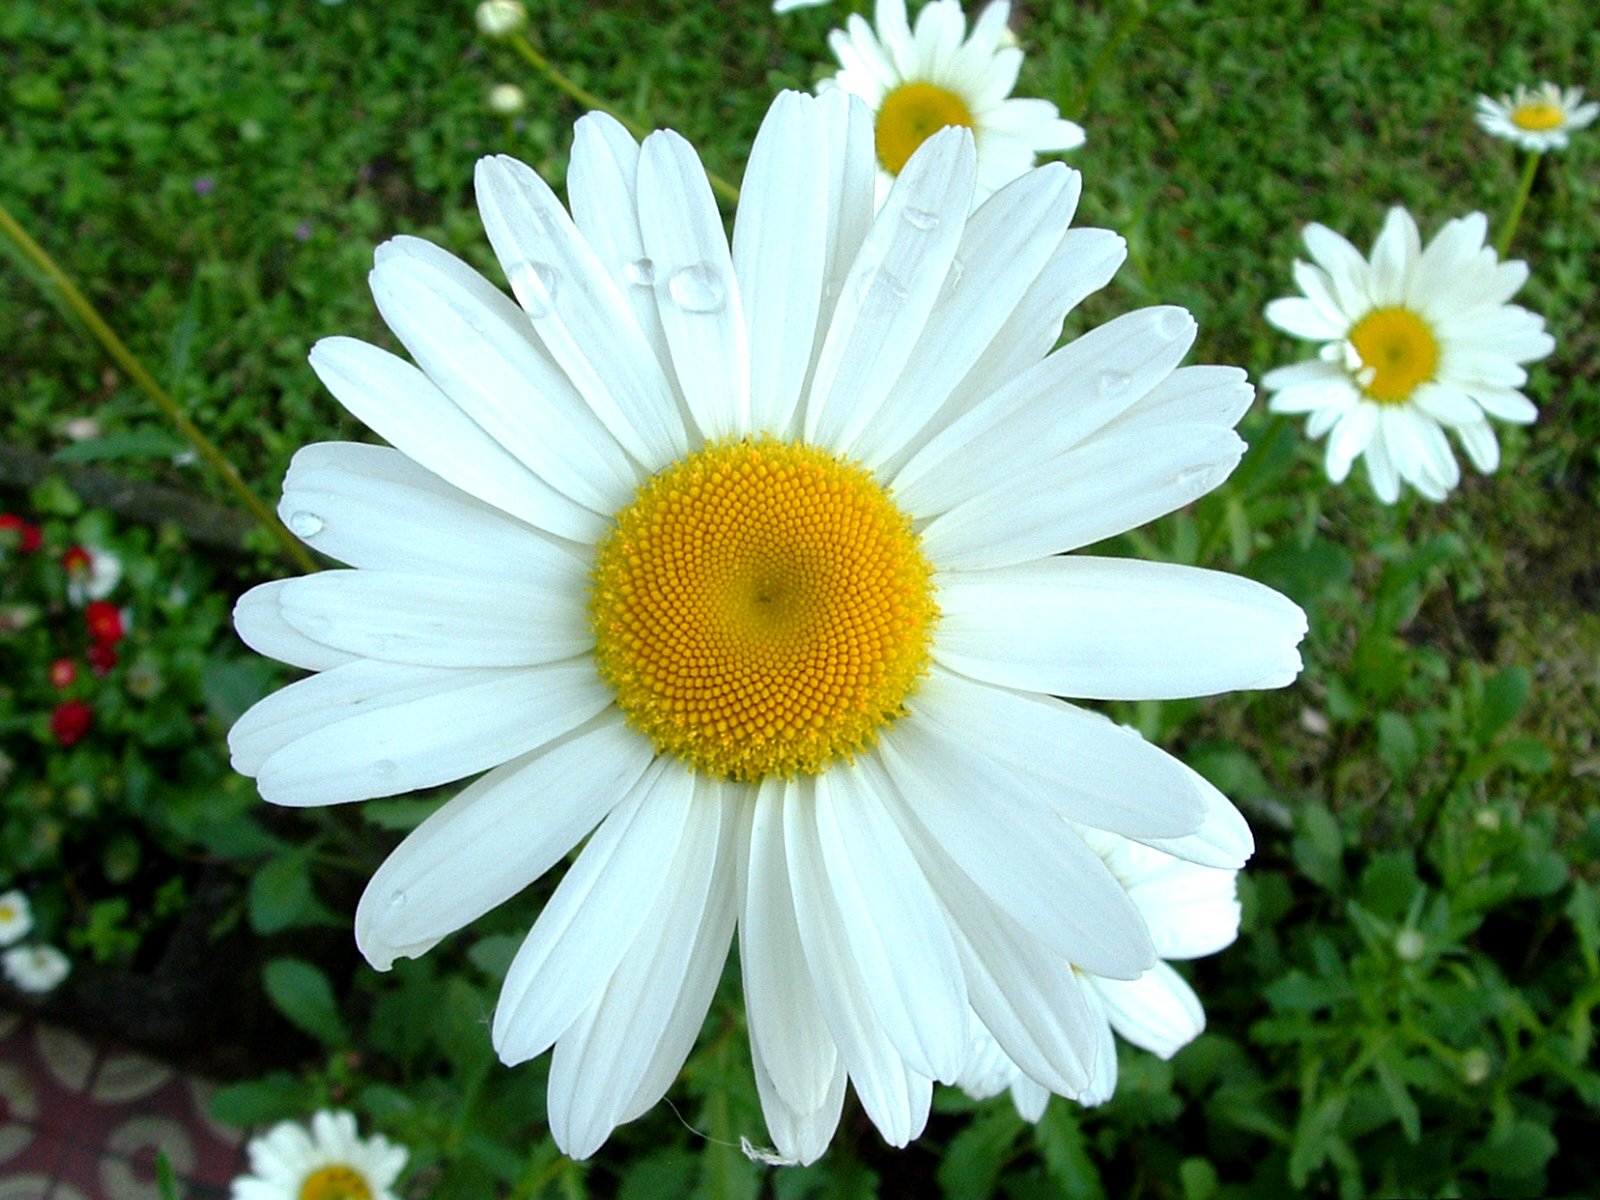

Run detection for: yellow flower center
[[589, 437, 937, 782], [1347, 306, 1439, 404], [876, 81, 976, 175], [1510, 101, 1565, 131], [300, 1166, 372, 1200]]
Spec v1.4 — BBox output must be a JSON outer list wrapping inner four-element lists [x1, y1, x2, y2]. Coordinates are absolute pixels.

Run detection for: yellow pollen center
[[589, 437, 937, 782], [1510, 101, 1565, 131], [299, 1166, 372, 1200], [876, 81, 976, 175], [1347, 306, 1439, 404]]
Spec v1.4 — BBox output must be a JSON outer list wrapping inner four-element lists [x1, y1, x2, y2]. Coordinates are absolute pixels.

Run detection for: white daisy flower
[[230, 90, 1306, 1163], [1262, 206, 1554, 503], [959, 824, 1243, 1112], [0, 891, 33, 947], [65, 545, 122, 606], [822, 0, 1083, 204], [2, 944, 70, 994], [1475, 82, 1599, 153], [231, 1110, 406, 1200], [775, 0, 831, 11]]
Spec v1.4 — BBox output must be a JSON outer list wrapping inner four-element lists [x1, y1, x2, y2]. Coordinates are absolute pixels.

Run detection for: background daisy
[[1475, 83, 1598, 152], [1262, 206, 1554, 503], [822, 0, 1084, 202], [231, 1110, 406, 1200]]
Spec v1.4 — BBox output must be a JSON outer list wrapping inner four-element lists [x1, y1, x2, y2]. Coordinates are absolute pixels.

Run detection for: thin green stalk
[[1495, 150, 1541, 258], [508, 33, 741, 206], [0, 200, 318, 574], [1064, 0, 1149, 121]]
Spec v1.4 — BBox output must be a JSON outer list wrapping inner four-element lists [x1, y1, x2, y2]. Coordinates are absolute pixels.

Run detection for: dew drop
[[1157, 308, 1193, 339], [902, 206, 942, 232], [372, 758, 398, 779], [287, 511, 324, 538], [1097, 371, 1133, 400], [943, 257, 965, 294], [510, 260, 561, 318], [388, 890, 407, 909], [667, 263, 727, 313], [623, 257, 656, 287]]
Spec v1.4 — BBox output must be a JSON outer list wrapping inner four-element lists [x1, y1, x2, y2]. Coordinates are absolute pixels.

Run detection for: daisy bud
[[1394, 928, 1426, 963], [1460, 1048, 1492, 1086], [475, 0, 526, 38], [487, 83, 527, 116]]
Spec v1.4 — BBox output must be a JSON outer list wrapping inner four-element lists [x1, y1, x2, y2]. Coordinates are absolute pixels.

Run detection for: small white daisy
[[231, 1110, 406, 1200], [822, 0, 1083, 203], [2, 944, 70, 994], [1262, 206, 1554, 503], [65, 545, 122, 606], [1475, 83, 1599, 152], [959, 820, 1244, 1112], [231, 90, 1305, 1163], [0, 891, 33, 947]]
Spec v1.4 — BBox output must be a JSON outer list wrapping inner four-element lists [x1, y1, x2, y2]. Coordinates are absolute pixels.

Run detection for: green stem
[[1495, 150, 1541, 258], [0, 199, 318, 574], [507, 33, 741, 207], [1064, 0, 1149, 121]]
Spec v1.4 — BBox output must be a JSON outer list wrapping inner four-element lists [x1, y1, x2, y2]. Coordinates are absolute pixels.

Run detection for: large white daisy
[[1474, 82, 1599, 153], [231, 1110, 406, 1200], [822, 0, 1083, 203], [1262, 206, 1554, 503], [231, 90, 1306, 1163], [958, 821, 1243, 1118]]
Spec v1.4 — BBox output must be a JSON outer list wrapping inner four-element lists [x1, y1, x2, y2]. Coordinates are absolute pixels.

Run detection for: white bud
[[1461, 1048, 1491, 1085], [487, 83, 526, 116], [476, 0, 527, 38], [1394, 928, 1425, 963]]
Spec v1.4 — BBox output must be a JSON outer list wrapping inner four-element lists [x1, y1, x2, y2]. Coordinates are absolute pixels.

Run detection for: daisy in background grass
[[1475, 83, 1598, 153], [2, 944, 70, 994], [958, 827, 1242, 1117], [231, 1110, 406, 1200], [1262, 207, 1553, 504], [230, 89, 1306, 1163], [820, 0, 1083, 203]]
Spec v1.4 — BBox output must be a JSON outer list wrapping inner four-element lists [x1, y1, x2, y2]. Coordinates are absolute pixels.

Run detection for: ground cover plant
[[2, 1, 1597, 1197]]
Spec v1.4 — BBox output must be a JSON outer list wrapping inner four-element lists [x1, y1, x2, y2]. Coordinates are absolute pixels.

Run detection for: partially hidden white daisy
[[2, 944, 70, 994], [65, 545, 122, 606], [231, 1110, 406, 1200], [1262, 206, 1553, 503], [230, 90, 1306, 1163], [1475, 82, 1599, 152], [823, 0, 1082, 203], [0, 890, 33, 947], [775, 0, 831, 12], [958, 823, 1242, 1117]]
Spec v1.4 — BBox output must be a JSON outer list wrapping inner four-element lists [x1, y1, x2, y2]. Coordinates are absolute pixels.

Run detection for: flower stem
[[507, 32, 741, 207], [1495, 150, 1541, 258], [1064, 0, 1149, 121], [0, 199, 318, 574]]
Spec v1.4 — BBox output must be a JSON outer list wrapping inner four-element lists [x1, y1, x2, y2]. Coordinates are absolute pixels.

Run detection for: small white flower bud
[[476, 0, 527, 38], [1394, 928, 1426, 963], [1461, 1048, 1491, 1085], [1473, 808, 1502, 832], [487, 83, 527, 116]]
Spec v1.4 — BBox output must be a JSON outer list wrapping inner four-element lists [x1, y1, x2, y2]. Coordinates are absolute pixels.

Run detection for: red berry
[[50, 701, 93, 747], [87, 643, 118, 676], [85, 601, 124, 645]]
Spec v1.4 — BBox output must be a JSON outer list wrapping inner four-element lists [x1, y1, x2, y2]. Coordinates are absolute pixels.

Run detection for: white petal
[[814, 90, 880, 349], [934, 556, 1307, 699], [1363, 431, 1401, 503], [250, 660, 612, 806], [1093, 962, 1205, 1059], [804, 126, 975, 452], [637, 130, 750, 440], [1264, 296, 1344, 341], [493, 761, 695, 1065], [276, 570, 589, 667], [734, 92, 830, 437], [308, 338, 602, 542], [279, 442, 590, 585], [353, 714, 653, 969], [874, 725, 1156, 979], [473, 154, 688, 469], [1325, 402, 1378, 482], [548, 788, 733, 1159], [1463, 385, 1538, 424], [1137, 766, 1255, 869], [752, 1042, 847, 1168], [1301, 222, 1372, 313], [1455, 419, 1500, 473], [1368, 207, 1420, 304], [1076, 982, 1119, 1106], [1010, 1075, 1051, 1123], [909, 667, 1205, 838], [234, 580, 356, 672]]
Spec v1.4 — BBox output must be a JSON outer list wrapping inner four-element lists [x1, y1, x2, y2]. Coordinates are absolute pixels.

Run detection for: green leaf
[[1567, 880, 1600, 978], [1179, 1157, 1219, 1200], [937, 1104, 1022, 1199], [1291, 803, 1344, 893], [263, 957, 349, 1047], [52, 429, 188, 464], [1375, 711, 1419, 780], [209, 1072, 309, 1126], [1288, 1093, 1347, 1188], [361, 797, 440, 831], [1478, 666, 1531, 739], [1371, 1055, 1420, 1143], [1033, 1103, 1106, 1200], [248, 851, 317, 934]]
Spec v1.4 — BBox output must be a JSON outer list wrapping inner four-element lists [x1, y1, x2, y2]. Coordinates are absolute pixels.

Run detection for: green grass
[[4, 1, 1599, 1197]]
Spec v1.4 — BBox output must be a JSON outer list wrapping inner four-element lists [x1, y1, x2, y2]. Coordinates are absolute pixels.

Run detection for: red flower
[[49, 659, 78, 688], [87, 643, 118, 676], [62, 544, 93, 574], [85, 601, 124, 645], [51, 701, 93, 747], [0, 514, 42, 553]]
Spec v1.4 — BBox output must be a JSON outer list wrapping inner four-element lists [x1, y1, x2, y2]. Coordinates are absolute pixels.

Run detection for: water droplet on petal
[[623, 257, 656, 287], [389, 890, 407, 909], [1098, 371, 1133, 400], [287, 511, 324, 538], [903, 206, 941, 232], [1157, 309, 1193, 339], [942, 257, 965, 295], [372, 758, 398, 779], [510, 260, 560, 318], [667, 263, 727, 313]]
